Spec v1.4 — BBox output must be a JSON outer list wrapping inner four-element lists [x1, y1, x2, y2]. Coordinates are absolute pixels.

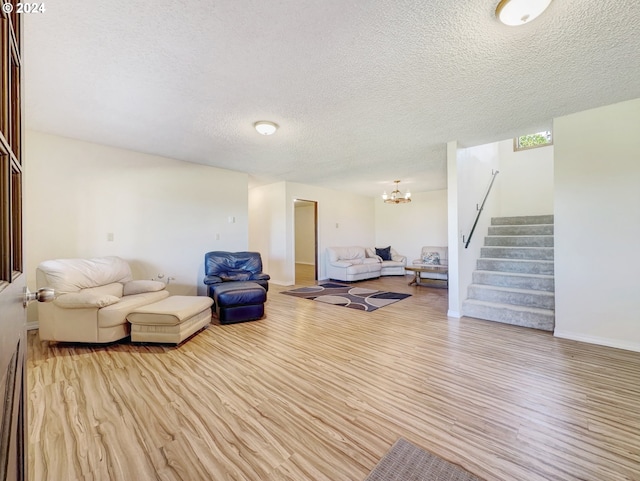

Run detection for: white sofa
[[365, 247, 407, 275], [326, 246, 382, 282], [36, 256, 170, 343], [412, 246, 449, 282]]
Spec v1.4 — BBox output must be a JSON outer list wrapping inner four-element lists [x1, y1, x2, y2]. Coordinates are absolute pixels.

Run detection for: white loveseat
[[36, 256, 170, 343], [412, 246, 449, 282], [326, 246, 382, 282], [365, 247, 407, 276]]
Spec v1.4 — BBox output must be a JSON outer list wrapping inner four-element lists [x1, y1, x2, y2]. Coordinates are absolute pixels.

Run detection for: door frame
[[293, 199, 318, 282]]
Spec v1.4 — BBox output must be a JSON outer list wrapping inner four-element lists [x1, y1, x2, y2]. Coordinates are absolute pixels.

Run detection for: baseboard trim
[[27, 321, 39, 331], [554, 330, 640, 353], [447, 309, 461, 318], [271, 280, 295, 287]]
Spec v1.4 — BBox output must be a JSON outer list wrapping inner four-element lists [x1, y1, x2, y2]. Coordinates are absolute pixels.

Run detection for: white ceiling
[[24, 0, 640, 198]]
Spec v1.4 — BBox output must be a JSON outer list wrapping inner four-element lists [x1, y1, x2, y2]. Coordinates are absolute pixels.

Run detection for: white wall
[[497, 139, 554, 216], [25, 131, 249, 320], [286, 182, 375, 283], [249, 181, 376, 285], [449, 141, 501, 317], [248, 182, 287, 284], [294, 202, 316, 265], [553, 98, 640, 352], [374, 190, 447, 263]]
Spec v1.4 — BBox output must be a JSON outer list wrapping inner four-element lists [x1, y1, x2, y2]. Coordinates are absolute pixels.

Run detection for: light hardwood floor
[[27, 275, 640, 481]]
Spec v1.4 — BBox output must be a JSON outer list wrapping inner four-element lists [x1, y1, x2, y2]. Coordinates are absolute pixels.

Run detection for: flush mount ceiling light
[[496, 0, 552, 26], [254, 121, 278, 135], [382, 180, 411, 204]]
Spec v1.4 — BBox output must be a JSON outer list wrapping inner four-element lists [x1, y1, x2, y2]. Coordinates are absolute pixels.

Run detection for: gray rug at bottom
[[364, 438, 484, 481]]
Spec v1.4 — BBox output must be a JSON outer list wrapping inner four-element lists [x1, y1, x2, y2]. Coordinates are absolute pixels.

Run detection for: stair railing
[[463, 170, 499, 249]]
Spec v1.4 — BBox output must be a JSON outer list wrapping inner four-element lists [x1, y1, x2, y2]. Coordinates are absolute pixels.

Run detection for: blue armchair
[[203, 251, 270, 298]]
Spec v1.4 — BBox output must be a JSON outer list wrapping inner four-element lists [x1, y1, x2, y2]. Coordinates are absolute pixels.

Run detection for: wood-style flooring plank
[[27, 275, 640, 481]]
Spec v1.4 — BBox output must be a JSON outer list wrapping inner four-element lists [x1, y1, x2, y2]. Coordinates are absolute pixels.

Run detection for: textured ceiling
[[24, 0, 640, 197]]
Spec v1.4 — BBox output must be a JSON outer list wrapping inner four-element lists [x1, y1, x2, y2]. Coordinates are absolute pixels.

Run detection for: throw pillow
[[422, 252, 441, 265], [375, 246, 392, 261]]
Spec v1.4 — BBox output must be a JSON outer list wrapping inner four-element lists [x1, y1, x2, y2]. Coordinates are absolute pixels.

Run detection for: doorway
[[294, 199, 318, 285]]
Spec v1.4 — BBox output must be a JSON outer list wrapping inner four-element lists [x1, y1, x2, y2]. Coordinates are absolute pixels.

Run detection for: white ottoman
[[127, 296, 213, 344]]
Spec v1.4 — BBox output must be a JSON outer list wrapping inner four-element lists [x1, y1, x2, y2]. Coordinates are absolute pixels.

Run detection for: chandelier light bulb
[[382, 180, 411, 204]]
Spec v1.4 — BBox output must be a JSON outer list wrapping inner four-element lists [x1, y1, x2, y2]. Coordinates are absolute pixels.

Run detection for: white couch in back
[[412, 246, 448, 281], [326, 246, 382, 282], [36, 256, 170, 343], [365, 247, 406, 276]]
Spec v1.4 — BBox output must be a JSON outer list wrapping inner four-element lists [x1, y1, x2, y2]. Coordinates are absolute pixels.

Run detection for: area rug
[[364, 438, 483, 481], [281, 282, 410, 312]]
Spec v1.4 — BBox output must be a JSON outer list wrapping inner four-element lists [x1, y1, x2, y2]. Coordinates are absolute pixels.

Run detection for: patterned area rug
[[365, 438, 483, 481], [281, 282, 410, 312]]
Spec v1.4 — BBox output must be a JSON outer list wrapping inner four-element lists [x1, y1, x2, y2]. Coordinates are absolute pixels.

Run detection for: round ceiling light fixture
[[495, 0, 552, 26], [254, 121, 278, 135]]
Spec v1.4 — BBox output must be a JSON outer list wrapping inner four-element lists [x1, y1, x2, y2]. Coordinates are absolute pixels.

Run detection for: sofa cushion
[[98, 290, 170, 328], [123, 280, 166, 296], [327, 246, 366, 263], [205, 252, 265, 277], [84, 282, 124, 298], [213, 282, 266, 307], [219, 269, 252, 281], [128, 296, 213, 326], [375, 246, 392, 261], [54, 292, 120, 309], [37, 256, 133, 293]]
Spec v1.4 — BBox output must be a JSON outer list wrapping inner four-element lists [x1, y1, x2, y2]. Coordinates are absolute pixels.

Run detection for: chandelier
[[382, 180, 411, 204]]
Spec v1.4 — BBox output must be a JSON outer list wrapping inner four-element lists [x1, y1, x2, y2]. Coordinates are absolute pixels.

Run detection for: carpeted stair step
[[466, 214, 555, 331], [488, 224, 554, 236], [472, 270, 555, 292], [480, 246, 554, 260], [491, 215, 554, 226], [467, 284, 555, 309], [484, 235, 554, 247], [462, 299, 555, 331], [477, 258, 554, 275]]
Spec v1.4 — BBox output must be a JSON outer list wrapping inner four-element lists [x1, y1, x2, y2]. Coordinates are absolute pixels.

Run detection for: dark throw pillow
[[375, 246, 392, 261]]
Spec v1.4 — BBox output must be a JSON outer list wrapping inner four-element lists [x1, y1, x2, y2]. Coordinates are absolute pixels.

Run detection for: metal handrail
[[464, 170, 499, 249]]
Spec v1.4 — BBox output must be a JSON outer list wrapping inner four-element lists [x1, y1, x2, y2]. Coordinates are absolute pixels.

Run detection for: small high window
[[514, 131, 552, 151]]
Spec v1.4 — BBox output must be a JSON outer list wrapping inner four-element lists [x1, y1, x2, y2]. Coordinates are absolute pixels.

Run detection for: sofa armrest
[[204, 275, 222, 285], [123, 280, 166, 296], [392, 254, 407, 263], [253, 273, 271, 281], [54, 292, 120, 309], [363, 258, 380, 265]]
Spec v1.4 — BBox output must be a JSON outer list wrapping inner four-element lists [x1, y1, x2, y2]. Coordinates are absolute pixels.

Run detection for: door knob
[[23, 287, 56, 307]]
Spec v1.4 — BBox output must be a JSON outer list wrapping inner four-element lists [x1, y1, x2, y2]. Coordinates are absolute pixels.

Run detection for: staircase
[[462, 215, 555, 331]]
